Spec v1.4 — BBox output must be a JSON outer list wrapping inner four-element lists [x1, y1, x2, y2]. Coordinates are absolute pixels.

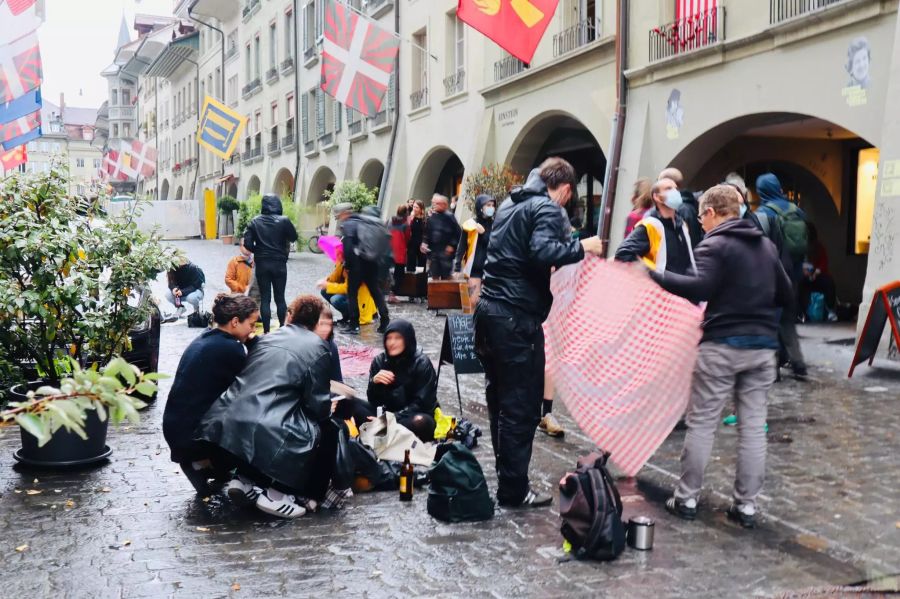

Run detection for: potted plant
[[0, 165, 176, 466], [324, 180, 378, 213], [462, 163, 523, 213], [217, 195, 240, 244], [1, 358, 158, 467]]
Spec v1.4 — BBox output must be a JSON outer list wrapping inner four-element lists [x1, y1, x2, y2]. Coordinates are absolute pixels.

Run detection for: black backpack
[[559, 451, 626, 561], [427, 443, 494, 523], [355, 213, 391, 262]]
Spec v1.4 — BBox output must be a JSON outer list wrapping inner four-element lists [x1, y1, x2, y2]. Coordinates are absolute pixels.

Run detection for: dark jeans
[[474, 299, 544, 505], [430, 253, 453, 280], [321, 290, 349, 319], [778, 281, 806, 370], [406, 248, 425, 272], [255, 259, 288, 333], [347, 258, 389, 327], [392, 262, 405, 294]]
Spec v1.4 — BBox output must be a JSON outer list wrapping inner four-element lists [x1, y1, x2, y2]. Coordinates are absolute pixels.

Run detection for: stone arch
[[174, 185, 183, 201], [359, 159, 384, 191], [160, 179, 169, 202], [226, 180, 238, 199], [272, 168, 295, 199], [409, 146, 464, 205], [307, 165, 336, 206], [246, 175, 261, 198]]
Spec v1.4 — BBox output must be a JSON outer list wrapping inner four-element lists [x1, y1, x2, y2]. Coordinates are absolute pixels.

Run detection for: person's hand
[[451, 271, 465, 281], [475, 223, 485, 235], [420, 243, 430, 254], [372, 370, 395, 385], [173, 288, 183, 297], [581, 236, 605, 256], [315, 278, 327, 289], [330, 399, 340, 414]]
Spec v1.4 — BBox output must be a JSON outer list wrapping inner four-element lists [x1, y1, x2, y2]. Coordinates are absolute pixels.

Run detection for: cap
[[332, 202, 353, 215]]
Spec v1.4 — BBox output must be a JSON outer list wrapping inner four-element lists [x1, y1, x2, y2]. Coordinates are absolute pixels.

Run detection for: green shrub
[[324, 180, 378, 213]]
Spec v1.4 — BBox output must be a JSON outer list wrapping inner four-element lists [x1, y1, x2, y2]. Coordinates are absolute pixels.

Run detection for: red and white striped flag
[[320, 0, 399, 117], [544, 257, 703, 476], [121, 138, 157, 178], [676, 0, 717, 20], [0, 31, 42, 103], [0, 0, 44, 46], [0, 107, 39, 145]]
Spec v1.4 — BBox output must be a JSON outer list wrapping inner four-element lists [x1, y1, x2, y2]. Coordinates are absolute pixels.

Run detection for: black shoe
[[726, 504, 757, 529], [665, 496, 697, 520], [179, 463, 212, 496], [376, 319, 390, 334], [792, 366, 808, 381], [673, 419, 688, 431], [344, 324, 360, 335], [502, 488, 552, 508]]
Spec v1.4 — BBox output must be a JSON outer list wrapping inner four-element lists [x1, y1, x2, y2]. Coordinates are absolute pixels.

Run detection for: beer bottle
[[446, 417, 457, 442], [399, 449, 413, 502]]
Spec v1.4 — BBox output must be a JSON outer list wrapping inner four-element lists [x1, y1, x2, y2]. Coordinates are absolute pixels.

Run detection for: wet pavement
[[2, 239, 898, 598]]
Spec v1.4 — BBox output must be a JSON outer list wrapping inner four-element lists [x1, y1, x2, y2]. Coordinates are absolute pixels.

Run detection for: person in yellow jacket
[[452, 194, 495, 308], [316, 244, 378, 325]]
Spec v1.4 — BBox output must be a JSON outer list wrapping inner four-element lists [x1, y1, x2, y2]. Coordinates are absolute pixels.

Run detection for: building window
[[122, 89, 131, 105], [285, 8, 295, 59], [215, 67, 221, 98], [228, 75, 238, 104], [254, 110, 262, 135], [303, 1, 316, 52], [271, 101, 278, 124], [254, 34, 261, 78], [27, 141, 36, 151], [76, 158, 85, 167], [286, 92, 295, 119], [454, 15, 464, 73], [123, 123, 130, 137], [111, 89, 118, 105], [245, 43, 252, 80], [112, 124, 118, 138], [411, 29, 428, 102], [93, 158, 101, 168], [269, 21, 278, 68], [301, 88, 316, 143]]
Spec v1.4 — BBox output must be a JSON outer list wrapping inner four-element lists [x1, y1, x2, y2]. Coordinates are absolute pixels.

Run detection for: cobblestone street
[[2, 240, 899, 598]]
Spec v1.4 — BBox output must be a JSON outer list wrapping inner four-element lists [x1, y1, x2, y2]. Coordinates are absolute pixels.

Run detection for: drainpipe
[[377, 0, 400, 212], [187, 0, 225, 182], [293, 0, 301, 203], [186, 56, 202, 206], [597, 0, 628, 256], [155, 76, 159, 199]]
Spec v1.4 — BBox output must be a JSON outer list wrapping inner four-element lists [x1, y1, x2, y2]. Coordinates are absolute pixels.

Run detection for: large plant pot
[[10, 382, 112, 468], [221, 234, 234, 245]]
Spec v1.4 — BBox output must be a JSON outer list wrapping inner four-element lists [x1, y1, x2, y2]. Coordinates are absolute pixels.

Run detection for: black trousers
[[255, 259, 288, 333], [346, 258, 389, 327], [474, 299, 544, 506], [392, 262, 405, 294]]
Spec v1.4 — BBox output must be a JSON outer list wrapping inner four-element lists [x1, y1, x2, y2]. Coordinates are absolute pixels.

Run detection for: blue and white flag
[[0, 87, 40, 124]]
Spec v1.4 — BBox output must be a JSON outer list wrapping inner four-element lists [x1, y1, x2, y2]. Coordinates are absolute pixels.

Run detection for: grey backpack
[[355, 213, 391, 262]]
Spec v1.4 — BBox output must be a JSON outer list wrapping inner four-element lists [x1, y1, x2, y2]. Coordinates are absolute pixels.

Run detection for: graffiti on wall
[[842, 36, 871, 107]]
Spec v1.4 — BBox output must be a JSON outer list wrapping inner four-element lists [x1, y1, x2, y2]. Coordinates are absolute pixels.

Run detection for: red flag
[[0, 144, 26, 171], [122, 139, 157, 178], [544, 258, 703, 476], [0, 0, 43, 46], [0, 109, 39, 145], [103, 150, 128, 181], [320, 0, 399, 117], [457, 0, 559, 65], [0, 32, 42, 103]]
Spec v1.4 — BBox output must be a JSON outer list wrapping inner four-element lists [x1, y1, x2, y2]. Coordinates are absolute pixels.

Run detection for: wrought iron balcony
[[410, 87, 428, 111], [304, 139, 316, 154], [267, 139, 280, 154], [769, 0, 847, 24], [367, 0, 392, 18], [280, 56, 295, 75], [242, 0, 260, 22], [241, 78, 262, 98], [265, 67, 279, 84], [553, 18, 598, 57], [348, 118, 364, 136], [282, 119, 295, 149], [369, 109, 389, 130], [242, 149, 251, 161], [225, 44, 238, 61], [303, 45, 317, 63], [251, 145, 262, 158], [319, 132, 334, 148], [649, 7, 723, 62], [494, 55, 526, 82], [443, 69, 465, 97]]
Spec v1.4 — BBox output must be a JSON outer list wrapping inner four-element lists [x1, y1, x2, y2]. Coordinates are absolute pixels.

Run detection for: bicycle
[[307, 223, 329, 254]]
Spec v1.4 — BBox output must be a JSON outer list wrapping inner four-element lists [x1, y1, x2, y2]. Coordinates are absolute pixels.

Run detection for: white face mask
[[739, 204, 747, 217], [663, 188, 683, 210], [483, 206, 495, 218]]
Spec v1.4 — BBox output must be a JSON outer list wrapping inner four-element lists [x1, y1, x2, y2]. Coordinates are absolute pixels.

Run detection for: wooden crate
[[397, 270, 428, 298], [428, 280, 464, 310]]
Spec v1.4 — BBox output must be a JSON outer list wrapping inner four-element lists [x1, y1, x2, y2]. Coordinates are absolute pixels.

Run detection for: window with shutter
[[301, 92, 309, 142], [334, 99, 342, 132], [316, 88, 325, 138], [316, 0, 324, 38]]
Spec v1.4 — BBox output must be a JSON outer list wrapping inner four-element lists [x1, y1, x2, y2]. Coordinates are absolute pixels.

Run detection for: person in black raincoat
[[196, 294, 333, 519], [453, 194, 495, 307], [364, 319, 438, 441]]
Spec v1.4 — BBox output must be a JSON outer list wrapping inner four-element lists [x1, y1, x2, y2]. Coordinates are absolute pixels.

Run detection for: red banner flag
[[122, 139, 157, 178], [0, 144, 26, 171], [0, 32, 42, 103], [320, 0, 399, 117], [457, 0, 559, 65]]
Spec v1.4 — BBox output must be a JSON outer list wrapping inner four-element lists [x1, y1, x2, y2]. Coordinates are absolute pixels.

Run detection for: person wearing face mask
[[647, 185, 793, 529], [614, 176, 697, 276], [659, 167, 702, 245], [475, 157, 605, 508], [453, 194, 496, 307]]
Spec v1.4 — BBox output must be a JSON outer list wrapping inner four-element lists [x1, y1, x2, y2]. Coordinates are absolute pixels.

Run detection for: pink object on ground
[[339, 345, 380, 378], [318, 235, 343, 262]]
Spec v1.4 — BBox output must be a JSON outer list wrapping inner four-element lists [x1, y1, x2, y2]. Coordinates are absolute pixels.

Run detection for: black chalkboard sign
[[440, 314, 484, 375], [849, 281, 900, 377]]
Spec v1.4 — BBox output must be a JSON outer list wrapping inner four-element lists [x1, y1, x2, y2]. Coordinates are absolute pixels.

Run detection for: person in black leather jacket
[[242, 194, 298, 333], [475, 157, 604, 508]]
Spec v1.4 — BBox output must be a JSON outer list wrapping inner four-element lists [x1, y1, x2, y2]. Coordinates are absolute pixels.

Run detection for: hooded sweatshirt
[[242, 194, 299, 262], [650, 218, 794, 343], [366, 319, 438, 417], [480, 169, 584, 321], [454, 194, 495, 277]]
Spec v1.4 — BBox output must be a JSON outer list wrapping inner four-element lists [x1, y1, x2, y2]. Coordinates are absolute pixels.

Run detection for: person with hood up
[[242, 194, 299, 333], [422, 194, 462, 280], [453, 193, 496, 308], [475, 157, 605, 508], [650, 185, 793, 529], [755, 173, 808, 379], [660, 167, 702, 245], [365, 319, 439, 441], [196, 294, 333, 519], [615, 176, 696, 276]]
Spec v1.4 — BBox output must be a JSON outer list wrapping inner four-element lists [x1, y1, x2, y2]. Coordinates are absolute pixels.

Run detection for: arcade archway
[[246, 175, 261, 197], [160, 179, 169, 201], [359, 159, 385, 191], [273, 168, 295, 198], [307, 166, 336, 205], [410, 147, 464, 204]]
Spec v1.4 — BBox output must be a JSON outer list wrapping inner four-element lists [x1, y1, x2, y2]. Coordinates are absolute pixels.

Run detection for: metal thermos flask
[[627, 516, 655, 550]]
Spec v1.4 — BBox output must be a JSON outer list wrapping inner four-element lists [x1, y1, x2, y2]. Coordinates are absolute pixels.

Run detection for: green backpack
[[766, 201, 808, 263], [427, 443, 495, 523]]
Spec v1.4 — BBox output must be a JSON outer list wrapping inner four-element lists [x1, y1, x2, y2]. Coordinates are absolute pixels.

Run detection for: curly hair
[[211, 293, 258, 325], [287, 294, 325, 329]]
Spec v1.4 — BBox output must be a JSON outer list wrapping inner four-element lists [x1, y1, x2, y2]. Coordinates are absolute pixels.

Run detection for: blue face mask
[[664, 188, 683, 210], [483, 206, 495, 218], [740, 204, 747, 217]]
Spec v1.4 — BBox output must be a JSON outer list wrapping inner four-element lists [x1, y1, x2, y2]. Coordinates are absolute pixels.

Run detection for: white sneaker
[[225, 477, 261, 507], [255, 489, 306, 519], [176, 306, 186, 318]]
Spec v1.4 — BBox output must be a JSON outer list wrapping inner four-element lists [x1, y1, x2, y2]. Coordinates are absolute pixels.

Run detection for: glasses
[[697, 208, 713, 224]]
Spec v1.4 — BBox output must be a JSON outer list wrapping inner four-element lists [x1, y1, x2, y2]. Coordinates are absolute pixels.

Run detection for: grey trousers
[[674, 342, 776, 510]]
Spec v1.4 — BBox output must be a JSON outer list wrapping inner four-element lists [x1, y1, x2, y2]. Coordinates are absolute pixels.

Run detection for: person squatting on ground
[[475, 157, 604, 508], [335, 203, 391, 335], [197, 295, 336, 519], [224, 245, 253, 294], [453, 193, 495, 308], [423, 194, 462, 281], [165, 258, 205, 318], [242, 193, 298, 333], [163, 293, 259, 495], [317, 240, 379, 326], [650, 185, 793, 529], [315, 304, 343, 383], [615, 176, 696, 276], [389, 204, 411, 302]]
